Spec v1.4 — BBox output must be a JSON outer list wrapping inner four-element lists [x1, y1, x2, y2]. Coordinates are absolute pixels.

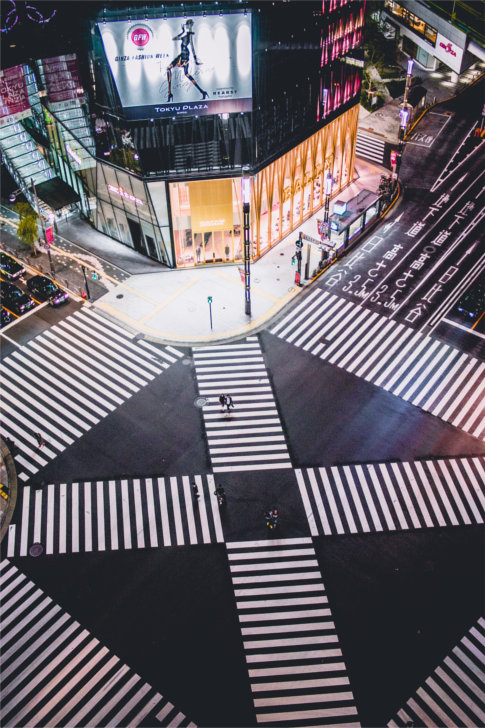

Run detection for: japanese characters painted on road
[[98, 13, 252, 120]]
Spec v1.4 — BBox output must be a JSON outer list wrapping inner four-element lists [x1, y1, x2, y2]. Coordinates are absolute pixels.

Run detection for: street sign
[[45, 227, 54, 243], [295, 239, 303, 249], [390, 150, 397, 166]]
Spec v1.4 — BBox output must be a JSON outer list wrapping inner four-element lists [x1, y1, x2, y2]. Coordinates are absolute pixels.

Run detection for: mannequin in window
[[166, 19, 208, 102]]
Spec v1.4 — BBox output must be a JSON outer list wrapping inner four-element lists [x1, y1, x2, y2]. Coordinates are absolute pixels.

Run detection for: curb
[[0, 438, 18, 545]]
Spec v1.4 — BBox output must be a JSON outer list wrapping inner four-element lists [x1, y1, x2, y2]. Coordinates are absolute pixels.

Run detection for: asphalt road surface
[[1, 79, 485, 728]]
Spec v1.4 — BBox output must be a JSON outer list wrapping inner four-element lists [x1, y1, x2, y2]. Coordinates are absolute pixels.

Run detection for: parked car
[[27, 275, 69, 306], [0, 281, 36, 315], [0, 252, 25, 280], [0, 306, 13, 327]]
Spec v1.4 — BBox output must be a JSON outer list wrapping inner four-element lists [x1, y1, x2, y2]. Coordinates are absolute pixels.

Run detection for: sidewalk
[[1, 159, 385, 346], [359, 57, 485, 143], [86, 159, 385, 344]]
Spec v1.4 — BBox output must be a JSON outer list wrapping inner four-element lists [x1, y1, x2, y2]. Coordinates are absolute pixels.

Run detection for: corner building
[[79, 0, 364, 268]]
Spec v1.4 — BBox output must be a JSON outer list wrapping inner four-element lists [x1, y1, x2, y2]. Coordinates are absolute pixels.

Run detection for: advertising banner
[[0, 65, 31, 127], [41, 54, 82, 105], [189, 179, 233, 234], [98, 13, 252, 120]]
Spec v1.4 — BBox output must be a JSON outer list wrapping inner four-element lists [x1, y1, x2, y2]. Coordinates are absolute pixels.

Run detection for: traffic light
[[207, 296, 212, 303], [92, 271, 99, 280]]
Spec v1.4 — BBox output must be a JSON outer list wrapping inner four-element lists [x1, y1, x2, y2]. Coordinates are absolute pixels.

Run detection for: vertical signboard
[[98, 13, 252, 119], [41, 54, 83, 107], [434, 33, 464, 73], [0, 65, 32, 126]]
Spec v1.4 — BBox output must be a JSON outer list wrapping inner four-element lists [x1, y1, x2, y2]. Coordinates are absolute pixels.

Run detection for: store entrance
[[127, 218, 144, 253], [194, 231, 226, 264]]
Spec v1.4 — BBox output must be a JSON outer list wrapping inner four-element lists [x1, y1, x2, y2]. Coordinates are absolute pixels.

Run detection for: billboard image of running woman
[[167, 19, 208, 102]]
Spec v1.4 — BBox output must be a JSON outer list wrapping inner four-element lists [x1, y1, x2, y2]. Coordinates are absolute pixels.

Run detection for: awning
[[35, 178, 80, 211]]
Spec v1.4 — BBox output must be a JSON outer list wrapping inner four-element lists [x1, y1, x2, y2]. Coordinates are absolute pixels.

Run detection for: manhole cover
[[182, 358, 191, 365], [195, 397, 209, 408], [116, 294, 124, 299], [29, 543, 44, 557]]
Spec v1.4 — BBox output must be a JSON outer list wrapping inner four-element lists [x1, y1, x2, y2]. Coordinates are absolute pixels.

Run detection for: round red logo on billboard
[[131, 28, 150, 46]]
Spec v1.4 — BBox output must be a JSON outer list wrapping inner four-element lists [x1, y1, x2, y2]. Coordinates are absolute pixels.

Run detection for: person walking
[[225, 394, 234, 413], [192, 482, 200, 500], [35, 432, 45, 449], [219, 394, 226, 412]]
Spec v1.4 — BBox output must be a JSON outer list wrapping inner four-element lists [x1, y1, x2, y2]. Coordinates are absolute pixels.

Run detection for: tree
[[14, 202, 39, 254]]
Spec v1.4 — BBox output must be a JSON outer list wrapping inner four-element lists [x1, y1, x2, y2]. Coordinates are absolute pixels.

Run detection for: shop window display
[[168, 105, 358, 268]]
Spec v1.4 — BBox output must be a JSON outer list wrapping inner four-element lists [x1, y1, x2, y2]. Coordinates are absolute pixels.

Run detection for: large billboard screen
[[98, 13, 252, 120], [0, 65, 31, 127]]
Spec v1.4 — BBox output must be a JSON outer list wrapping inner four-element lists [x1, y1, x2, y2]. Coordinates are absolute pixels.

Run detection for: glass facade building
[[2, 1, 365, 270]]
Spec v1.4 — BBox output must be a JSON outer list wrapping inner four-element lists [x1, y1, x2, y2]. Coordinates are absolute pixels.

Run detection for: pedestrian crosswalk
[[227, 538, 360, 726], [388, 616, 485, 727], [193, 337, 292, 472], [0, 308, 183, 481], [0, 560, 196, 728], [6, 474, 224, 557], [296, 456, 485, 537], [271, 289, 485, 441], [356, 130, 386, 165]]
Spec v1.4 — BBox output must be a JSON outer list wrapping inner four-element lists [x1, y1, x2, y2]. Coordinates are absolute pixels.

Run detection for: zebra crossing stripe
[[270, 291, 485, 440], [296, 457, 485, 536], [390, 617, 485, 727], [193, 338, 292, 472], [0, 311, 179, 481], [7, 476, 224, 556], [226, 539, 359, 725], [0, 561, 195, 728]]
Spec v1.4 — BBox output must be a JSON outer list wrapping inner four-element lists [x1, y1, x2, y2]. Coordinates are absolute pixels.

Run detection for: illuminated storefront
[[170, 104, 359, 267]]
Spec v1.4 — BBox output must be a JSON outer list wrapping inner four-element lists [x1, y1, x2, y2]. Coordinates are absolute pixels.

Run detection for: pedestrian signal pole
[[294, 233, 303, 286], [207, 295, 213, 330]]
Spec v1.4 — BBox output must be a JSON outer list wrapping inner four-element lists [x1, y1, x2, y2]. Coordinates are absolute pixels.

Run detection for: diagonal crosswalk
[[271, 289, 485, 441], [193, 337, 292, 472], [0, 308, 182, 481], [0, 560, 196, 728], [227, 538, 360, 727], [296, 456, 485, 537], [388, 617, 485, 727], [6, 474, 224, 557]]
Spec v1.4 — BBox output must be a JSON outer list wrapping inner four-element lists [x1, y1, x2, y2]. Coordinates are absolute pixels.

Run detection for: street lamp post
[[30, 178, 55, 277], [320, 172, 333, 261], [241, 166, 251, 317], [81, 265, 91, 301], [394, 58, 414, 191]]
